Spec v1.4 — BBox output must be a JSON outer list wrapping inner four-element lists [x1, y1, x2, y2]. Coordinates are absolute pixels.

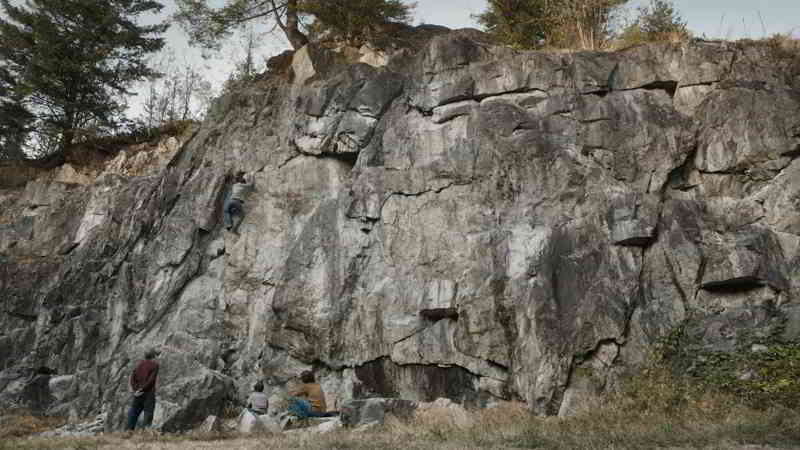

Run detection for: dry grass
[[3, 365, 800, 449], [3, 386, 800, 450], [736, 32, 800, 61], [609, 29, 691, 51], [761, 32, 800, 53], [64, 119, 196, 171], [735, 32, 800, 86], [0, 410, 67, 441]]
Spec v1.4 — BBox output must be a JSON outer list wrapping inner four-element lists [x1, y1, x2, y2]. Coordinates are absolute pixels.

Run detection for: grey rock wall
[[1, 31, 798, 429]]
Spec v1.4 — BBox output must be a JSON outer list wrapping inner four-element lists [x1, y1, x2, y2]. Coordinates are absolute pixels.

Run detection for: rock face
[[341, 398, 417, 427], [1, 31, 799, 428]]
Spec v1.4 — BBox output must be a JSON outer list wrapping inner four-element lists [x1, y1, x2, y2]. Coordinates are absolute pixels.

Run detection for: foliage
[[475, 0, 628, 50], [140, 53, 214, 130], [618, 0, 688, 46], [174, 0, 415, 51], [172, 0, 276, 50], [737, 33, 800, 87], [222, 27, 262, 91], [77, 119, 196, 154], [0, 410, 66, 440], [686, 342, 800, 409], [0, 0, 168, 158], [473, 0, 552, 49], [303, 0, 415, 46], [654, 315, 800, 410], [0, 66, 33, 161], [764, 33, 800, 87], [636, 0, 687, 36]]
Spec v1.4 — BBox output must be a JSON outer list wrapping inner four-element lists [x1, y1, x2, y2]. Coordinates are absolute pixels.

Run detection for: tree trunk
[[283, 0, 309, 49], [60, 128, 74, 155], [60, 110, 75, 155]]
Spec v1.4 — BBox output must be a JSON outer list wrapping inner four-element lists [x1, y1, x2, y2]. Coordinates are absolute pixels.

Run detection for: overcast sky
[[135, 0, 800, 118]]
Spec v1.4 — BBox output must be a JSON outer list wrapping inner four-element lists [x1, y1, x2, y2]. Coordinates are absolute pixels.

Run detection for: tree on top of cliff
[[302, 0, 414, 46], [0, 65, 33, 161], [174, 0, 416, 51], [0, 0, 168, 158], [475, 0, 628, 50], [619, 0, 688, 44]]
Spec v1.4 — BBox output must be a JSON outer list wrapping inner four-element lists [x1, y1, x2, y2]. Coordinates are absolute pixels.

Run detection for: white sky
[[629, 0, 800, 39]]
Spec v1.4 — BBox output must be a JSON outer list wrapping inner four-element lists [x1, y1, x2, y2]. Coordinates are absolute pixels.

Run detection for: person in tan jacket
[[287, 371, 336, 418]]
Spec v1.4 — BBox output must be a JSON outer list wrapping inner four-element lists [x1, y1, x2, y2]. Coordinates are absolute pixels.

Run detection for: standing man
[[126, 348, 159, 431], [223, 171, 254, 235]]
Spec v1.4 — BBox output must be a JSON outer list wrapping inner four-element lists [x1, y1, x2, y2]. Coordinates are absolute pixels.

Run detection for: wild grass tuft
[[735, 32, 800, 86], [0, 409, 67, 440]]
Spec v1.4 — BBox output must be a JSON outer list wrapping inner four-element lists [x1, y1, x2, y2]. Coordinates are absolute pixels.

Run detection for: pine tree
[[175, 0, 415, 51], [637, 0, 687, 37], [0, 0, 168, 157], [303, 0, 414, 46], [0, 65, 33, 161], [618, 0, 688, 46], [474, 0, 553, 50]]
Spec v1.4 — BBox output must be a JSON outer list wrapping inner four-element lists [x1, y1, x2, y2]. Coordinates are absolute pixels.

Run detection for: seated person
[[247, 381, 269, 415], [287, 371, 337, 418]]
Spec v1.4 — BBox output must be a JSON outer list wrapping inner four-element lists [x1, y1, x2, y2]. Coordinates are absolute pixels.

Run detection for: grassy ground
[[3, 384, 800, 450], [0, 411, 66, 440]]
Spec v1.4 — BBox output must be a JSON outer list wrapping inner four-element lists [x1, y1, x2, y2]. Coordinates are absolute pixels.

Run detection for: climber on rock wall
[[223, 171, 254, 235]]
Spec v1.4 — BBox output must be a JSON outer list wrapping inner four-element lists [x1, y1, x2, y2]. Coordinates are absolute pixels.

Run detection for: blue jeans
[[126, 391, 155, 430], [288, 397, 336, 418], [223, 198, 244, 232]]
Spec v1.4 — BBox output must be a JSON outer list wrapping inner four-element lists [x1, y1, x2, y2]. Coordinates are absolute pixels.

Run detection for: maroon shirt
[[130, 359, 159, 392]]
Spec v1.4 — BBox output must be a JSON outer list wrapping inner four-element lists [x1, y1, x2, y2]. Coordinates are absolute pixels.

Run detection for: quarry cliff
[[1, 29, 799, 431]]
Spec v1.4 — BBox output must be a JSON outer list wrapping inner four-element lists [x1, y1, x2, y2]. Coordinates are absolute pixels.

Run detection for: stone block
[[340, 398, 417, 427], [701, 230, 790, 292], [607, 193, 660, 246], [198, 415, 220, 433]]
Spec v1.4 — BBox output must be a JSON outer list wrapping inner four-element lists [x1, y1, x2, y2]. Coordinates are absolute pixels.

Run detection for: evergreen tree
[[618, 0, 688, 45], [474, 0, 552, 50], [175, 0, 415, 51], [0, 0, 168, 157], [637, 0, 687, 37], [0, 65, 33, 161], [303, 0, 414, 46]]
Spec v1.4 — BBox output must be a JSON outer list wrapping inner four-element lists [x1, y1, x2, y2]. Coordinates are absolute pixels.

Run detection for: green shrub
[[654, 315, 800, 410], [475, 0, 627, 50], [617, 0, 689, 47]]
